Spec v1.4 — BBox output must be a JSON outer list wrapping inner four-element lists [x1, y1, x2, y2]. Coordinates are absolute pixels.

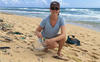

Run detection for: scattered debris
[[0, 19, 3, 22], [13, 32, 23, 35], [7, 31, 23, 35], [0, 22, 14, 31], [0, 36, 13, 42], [0, 47, 10, 49]]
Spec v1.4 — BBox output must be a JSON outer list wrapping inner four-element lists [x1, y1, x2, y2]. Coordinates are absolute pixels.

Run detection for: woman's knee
[[63, 37, 66, 42], [57, 34, 66, 42], [59, 37, 66, 44]]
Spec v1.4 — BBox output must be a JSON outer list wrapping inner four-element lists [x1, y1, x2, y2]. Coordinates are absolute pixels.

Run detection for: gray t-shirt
[[40, 15, 65, 38]]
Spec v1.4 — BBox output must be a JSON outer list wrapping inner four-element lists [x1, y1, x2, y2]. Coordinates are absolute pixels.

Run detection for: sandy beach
[[0, 12, 100, 62]]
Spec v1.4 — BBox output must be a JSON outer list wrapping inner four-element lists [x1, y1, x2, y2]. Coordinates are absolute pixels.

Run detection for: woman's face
[[50, 7, 60, 16]]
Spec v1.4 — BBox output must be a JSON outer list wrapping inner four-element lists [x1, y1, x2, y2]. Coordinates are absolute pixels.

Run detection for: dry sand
[[0, 13, 100, 62]]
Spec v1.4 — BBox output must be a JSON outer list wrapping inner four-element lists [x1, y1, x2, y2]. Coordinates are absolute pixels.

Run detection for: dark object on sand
[[0, 19, 3, 22], [4, 36, 13, 41], [0, 47, 10, 49], [0, 36, 12, 42], [0, 23, 13, 31], [7, 31, 23, 35], [13, 32, 23, 35], [66, 35, 80, 46]]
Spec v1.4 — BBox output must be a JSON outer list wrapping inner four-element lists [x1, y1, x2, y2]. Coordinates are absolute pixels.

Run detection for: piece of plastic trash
[[21, 37, 25, 39], [13, 32, 23, 35], [35, 38, 46, 51], [0, 47, 10, 49]]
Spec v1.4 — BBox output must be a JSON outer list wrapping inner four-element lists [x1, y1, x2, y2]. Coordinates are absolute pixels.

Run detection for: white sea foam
[[65, 8, 90, 11], [32, 8, 49, 11], [65, 8, 95, 15], [0, 10, 47, 14], [18, 8, 28, 9], [61, 13, 100, 21]]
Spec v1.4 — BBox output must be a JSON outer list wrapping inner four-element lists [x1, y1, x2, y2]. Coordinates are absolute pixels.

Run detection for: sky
[[0, 0, 100, 8]]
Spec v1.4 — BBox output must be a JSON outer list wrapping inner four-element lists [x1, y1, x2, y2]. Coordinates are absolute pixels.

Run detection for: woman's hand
[[35, 32, 43, 38], [35, 25, 43, 38]]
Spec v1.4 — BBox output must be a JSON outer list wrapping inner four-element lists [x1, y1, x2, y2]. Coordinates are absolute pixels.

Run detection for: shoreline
[[66, 22, 100, 32]]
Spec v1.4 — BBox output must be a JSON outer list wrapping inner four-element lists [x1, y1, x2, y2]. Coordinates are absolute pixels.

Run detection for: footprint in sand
[[88, 53, 99, 59], [35, 53, 46, 56], [87, 60, 97, 62], [82, 42, 93, 46], [71, 52, 78, 56], [92, 39, 95, 41], [81, 42, 89, 45], [97, 44, 100, 46], [92, 48, 97, 51], [77, 47, 88, 52], [81, 42, 88, 45], [71, 49, 80, 52], [87, 34, 90, 37], [35, 53, 46, 58], [92, 52, 100, 56]]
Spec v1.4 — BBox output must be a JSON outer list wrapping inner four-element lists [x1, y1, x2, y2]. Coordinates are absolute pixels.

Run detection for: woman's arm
[[35, 25, 43, 38]]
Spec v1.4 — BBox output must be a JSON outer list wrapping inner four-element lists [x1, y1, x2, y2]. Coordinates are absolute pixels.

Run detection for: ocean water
[[0, 7, 100, 32]]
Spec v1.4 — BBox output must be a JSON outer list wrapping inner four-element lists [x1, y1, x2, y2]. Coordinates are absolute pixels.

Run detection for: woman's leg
[[44, 34, 66, 52], [57, 37, 66, 56]]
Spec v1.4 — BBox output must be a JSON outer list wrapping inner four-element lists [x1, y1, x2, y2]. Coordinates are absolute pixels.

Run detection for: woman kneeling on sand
[[35, 1, 66, 56]]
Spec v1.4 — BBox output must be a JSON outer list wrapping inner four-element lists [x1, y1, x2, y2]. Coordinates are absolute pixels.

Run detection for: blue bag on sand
[[66, 35, 80, 46]]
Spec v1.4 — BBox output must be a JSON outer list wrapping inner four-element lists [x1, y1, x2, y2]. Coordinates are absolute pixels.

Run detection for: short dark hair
[[50, 1, 60, 9]]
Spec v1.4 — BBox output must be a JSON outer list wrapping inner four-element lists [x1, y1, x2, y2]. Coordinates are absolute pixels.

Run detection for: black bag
[[66, 35, 80, 46]]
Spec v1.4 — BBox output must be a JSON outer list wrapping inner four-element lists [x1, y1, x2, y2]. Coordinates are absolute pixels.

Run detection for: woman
[[35, 1, 66, 56]]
